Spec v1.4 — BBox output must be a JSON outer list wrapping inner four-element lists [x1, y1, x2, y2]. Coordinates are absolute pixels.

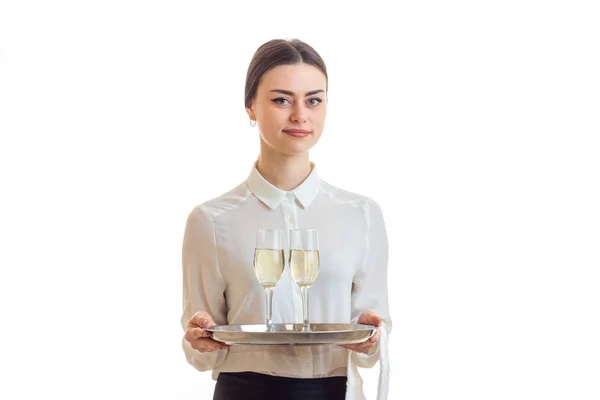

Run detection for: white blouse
[[181, 163, 391, 399]]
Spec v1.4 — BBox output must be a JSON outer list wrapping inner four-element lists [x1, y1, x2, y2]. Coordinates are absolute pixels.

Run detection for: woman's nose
[[290, 103, 307, 123]]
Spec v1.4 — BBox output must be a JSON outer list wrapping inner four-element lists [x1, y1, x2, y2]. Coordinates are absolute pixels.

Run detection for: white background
[[1, 1, 599, 399]]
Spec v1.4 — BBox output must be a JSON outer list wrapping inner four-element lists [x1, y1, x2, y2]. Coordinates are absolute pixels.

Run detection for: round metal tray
[[205, 323, 376, 346]]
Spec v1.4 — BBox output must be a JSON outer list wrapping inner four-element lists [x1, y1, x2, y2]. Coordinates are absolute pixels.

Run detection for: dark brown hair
[[244, 39, 328, 109]]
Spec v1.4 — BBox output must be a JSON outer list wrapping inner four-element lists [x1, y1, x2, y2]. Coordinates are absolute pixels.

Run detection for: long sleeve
[[350, 199, 392, 367], [346, 199, 392, 400], [181, 205, 229, 371]]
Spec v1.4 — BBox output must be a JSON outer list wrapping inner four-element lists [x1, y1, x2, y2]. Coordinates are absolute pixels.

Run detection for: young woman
[[181, 39, 391, 400]]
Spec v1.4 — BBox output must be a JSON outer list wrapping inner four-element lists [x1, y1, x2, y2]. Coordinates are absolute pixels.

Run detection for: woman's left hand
[[342, 310, 382, 354]]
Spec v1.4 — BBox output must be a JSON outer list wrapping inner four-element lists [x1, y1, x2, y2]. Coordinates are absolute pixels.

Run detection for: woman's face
[[247, 63, 327, 157]]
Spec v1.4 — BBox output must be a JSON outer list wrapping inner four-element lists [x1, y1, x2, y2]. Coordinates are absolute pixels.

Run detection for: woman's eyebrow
[[269, 89, 325, 96]]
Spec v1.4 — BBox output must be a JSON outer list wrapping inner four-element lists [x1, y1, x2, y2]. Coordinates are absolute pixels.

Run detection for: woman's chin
[[277, 144, 314, 157]]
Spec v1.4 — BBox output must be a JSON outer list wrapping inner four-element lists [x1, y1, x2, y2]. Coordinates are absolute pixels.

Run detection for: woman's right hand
[[184, 311, 230, 352]]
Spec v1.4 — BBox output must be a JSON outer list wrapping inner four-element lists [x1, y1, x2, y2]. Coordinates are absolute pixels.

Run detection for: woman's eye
[[272, 98, 290, 105], [307, 98, 322, 107]]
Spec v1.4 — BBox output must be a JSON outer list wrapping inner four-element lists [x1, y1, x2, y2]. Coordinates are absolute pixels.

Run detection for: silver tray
[[205, 323, 376, 346]]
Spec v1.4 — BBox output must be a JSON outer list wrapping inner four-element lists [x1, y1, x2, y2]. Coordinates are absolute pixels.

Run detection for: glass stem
[[301, 286, 310, 330], [265, 286, 274, 330]]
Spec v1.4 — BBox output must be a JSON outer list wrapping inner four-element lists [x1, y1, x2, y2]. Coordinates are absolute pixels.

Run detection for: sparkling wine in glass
[[254, 229, 284, 331], [289, 229, 320, 331]]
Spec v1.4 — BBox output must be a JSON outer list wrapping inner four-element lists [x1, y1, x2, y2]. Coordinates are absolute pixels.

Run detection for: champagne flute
[[254, 229, 284, 332], [289, 229, 320, 331]]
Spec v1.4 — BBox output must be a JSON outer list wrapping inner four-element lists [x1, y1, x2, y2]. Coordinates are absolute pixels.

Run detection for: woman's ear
[[246, 107, 256, 122]]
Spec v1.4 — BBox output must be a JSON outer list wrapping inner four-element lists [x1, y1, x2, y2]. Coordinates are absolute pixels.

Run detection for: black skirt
[[213, 371, 347, 400]]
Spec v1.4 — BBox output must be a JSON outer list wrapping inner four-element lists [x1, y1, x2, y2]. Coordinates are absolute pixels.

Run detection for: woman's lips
[[283, 129, 311, 138]]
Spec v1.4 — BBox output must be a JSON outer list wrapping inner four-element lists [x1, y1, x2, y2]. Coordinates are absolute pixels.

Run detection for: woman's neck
[[256, 144, 312, 192]]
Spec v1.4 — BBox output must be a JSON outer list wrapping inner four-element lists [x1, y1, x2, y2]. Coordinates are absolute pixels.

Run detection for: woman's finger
[[193, 327, 212, 338], [189, 312, 216, 329], [193, 338, 229, 352], [368, 330, 381, 343], [342, 342, 373, 354]]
